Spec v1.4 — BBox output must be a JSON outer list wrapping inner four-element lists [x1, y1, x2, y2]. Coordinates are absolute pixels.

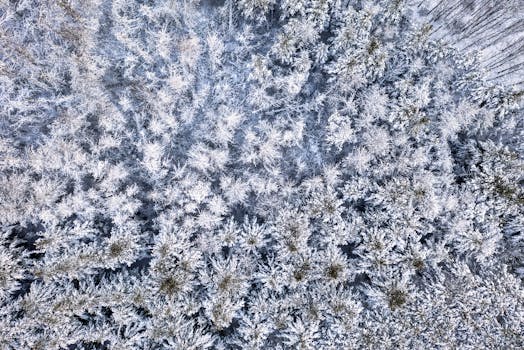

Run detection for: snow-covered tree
[[0, 0, 523, 349]]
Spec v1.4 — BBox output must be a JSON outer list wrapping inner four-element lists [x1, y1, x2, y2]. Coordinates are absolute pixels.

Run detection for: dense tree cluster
[[0, 0, 523, 349]]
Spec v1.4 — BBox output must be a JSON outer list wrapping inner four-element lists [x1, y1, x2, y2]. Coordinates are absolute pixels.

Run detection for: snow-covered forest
[[0, 0, 523, 349]]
